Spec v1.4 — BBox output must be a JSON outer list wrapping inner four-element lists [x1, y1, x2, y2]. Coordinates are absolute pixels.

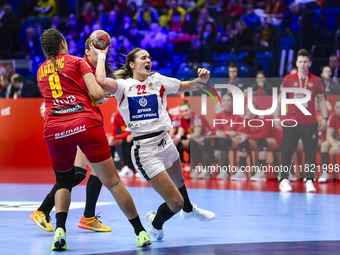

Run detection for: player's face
[[296, 56, 311, 74], [130, 50, 152, 79], [180, 105, 191, 120], [335, 102, 340, 117], [85, 46, 97, 64], [222, 94, 232, 112]]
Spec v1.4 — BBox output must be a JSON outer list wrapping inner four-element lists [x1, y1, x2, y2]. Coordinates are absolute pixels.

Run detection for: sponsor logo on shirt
[[55, 125, 86, 139], [52, 103, 84, 115], [128, 94, 159, 122]]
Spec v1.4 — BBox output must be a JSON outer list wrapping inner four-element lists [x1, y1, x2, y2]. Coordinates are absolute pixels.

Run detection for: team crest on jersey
[[139, 97, 148, 107], [308, 82, 313, 87]]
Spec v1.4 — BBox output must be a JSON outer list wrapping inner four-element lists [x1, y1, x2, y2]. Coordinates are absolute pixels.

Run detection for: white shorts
[[131, 131, 180, 182]]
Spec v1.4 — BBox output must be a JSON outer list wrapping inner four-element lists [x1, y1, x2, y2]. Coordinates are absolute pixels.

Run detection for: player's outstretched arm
[[178, 68, 210, 92], [90, 43, 118, 94]]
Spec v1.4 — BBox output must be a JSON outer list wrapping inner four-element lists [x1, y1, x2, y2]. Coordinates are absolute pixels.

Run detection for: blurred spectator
[[149, 0, 166, 9], [0, 4, 19, 58], [11, 73, 42, 98], [107, 46, 121, 70], [320, 65, 336, 93], [50, 15, 66, 32], [290, 66, 298, 74], [33, 0, 56, 18], [254, 15, 278, 48], [0, 73, 12, 98], [77, 24, 92, 53], [146, 33, 173, 69], [22, 27, 44, 61], [284, 2, 315, 35], [126, 24, 143, 47], [126, 2, 138, 21], [67, 39, 81, 57], [295, 0, 320, 7], [329, 55, 339, 84], [196, 8, 217, 35], [255, 0, 270, 10], [225, 63, 250, 91], [117, 14, 133, 37], [159, 4, 171, 28], [92, 23, 102, 31], [5, 64, 14, 77], [169, 10, 184, 33], [186, 0, 209, 15], [214, 21, 234, 53], [187, 38, 214, 67], [252, 70, 272, 95], [265, 0, 285, 21], [225, 0, 245, 21], [95, 3, 109, 28], [230, 19, 253, 48], [241, 3, 261, 31], [104, 11, 119, 36], [119, 37, 134, 55], [64, 14, 81, 41], [200, 21, 217, 52], [17, 0, 38, 23], [206, 0, 223, 17], [141, 22, 166, 48], [136, 0, 160, 29], [78, 2, 96, 29], [169, 0, 186, 21], [182, 12, 196, 34]]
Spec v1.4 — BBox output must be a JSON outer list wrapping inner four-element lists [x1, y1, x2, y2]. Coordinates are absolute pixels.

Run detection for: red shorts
[[45, 118, 111, 172]]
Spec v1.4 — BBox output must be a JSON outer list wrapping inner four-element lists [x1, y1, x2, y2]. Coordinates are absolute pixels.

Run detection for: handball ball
[[90, 30, 111, 50]]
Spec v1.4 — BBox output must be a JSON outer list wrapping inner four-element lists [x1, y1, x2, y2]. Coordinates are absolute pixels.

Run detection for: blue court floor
[[1, 183, 340, 254]]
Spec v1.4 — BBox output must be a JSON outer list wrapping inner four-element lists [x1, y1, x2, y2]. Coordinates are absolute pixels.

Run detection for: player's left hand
[[318, 118, 327, 131], [197, 68, 210, 81]]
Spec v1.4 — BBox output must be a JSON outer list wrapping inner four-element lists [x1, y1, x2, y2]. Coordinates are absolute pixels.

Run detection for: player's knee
[[238, 140, 250, 152], [257, 139, 268, 152], [73, 166, 87, 187], [169, 196, 184, 213], [54, 167, 75, 192], [201, 138, 211, 151], [220, 137, 232, 151]]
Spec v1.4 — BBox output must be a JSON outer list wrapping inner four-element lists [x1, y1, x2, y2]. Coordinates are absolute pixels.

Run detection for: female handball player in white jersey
[[91, 44, 215, 241]]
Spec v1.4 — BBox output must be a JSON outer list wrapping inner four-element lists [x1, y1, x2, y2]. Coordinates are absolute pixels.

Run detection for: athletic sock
[[56, 212, 68, 232], [239, 157, 247, 169], [152, 202, 176, 230], [38, 184, 58, 213], [178, 185, 193, 212], [129, 215, 146, 235], [83, 175, 102, 218]]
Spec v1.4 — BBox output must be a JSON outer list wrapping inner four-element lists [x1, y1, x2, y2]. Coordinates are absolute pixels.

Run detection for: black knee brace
[[201, 138, 211, 151], [73, 166, 87, 187], [219, 137, 232, 151], [238, 140, 250, 152], [257, 139, 268, 152], [54, 167, 75, 193]]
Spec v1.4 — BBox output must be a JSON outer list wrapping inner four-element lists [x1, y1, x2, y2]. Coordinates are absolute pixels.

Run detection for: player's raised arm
[[90, 43, 118, 94], [178, 68, 210, 92]]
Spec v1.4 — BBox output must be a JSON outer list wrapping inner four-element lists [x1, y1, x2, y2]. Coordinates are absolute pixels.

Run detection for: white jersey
[[113, 72, 181, 137]]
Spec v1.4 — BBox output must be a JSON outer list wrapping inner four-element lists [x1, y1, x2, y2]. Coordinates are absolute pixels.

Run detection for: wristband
[[98, 53, 106, 60], [323, 117, 328, 121], [181, 135, 187, 140]]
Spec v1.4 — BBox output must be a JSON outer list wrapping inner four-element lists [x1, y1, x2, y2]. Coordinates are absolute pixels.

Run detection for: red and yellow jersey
[[241, 116, 283, 141], [37, 54, 103, 138], [109, 111, 131, 139], [214, 110, 244, 135], [328, 112, 340, 139], [180, 112, 213, 136], [316, 109, 332, 141], [280, 72, 323, 126]]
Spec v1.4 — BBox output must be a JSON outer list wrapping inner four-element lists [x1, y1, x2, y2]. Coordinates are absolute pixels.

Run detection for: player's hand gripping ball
[[90, 30, 111, 50]]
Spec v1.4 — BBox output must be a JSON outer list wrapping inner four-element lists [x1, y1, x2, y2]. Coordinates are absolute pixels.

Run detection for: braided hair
[[84, 39, 114, 78], [114, 48, 143, 79], [40, 28, 67, 78]]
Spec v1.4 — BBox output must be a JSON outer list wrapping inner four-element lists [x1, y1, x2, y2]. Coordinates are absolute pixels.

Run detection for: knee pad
[[238, 140, 250, 152], [54, 167, 75, 193], [257, 139, 268, 152], [73, 166, 87, 187], [220, 137, 232, 151], [201, 138, 211, 151]]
